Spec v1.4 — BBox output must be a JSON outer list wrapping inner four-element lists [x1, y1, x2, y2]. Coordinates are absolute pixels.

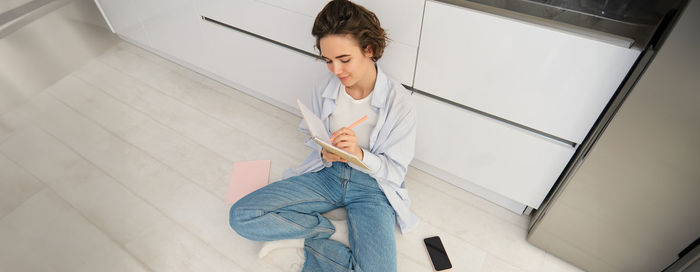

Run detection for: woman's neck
[[346, 63, 377, 100]]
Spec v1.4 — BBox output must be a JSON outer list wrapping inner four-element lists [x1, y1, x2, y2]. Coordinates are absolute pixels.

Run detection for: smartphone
[[424, 236, 452, 271]]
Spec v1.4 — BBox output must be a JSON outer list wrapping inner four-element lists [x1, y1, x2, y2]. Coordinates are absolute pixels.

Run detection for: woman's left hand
[[331, 127, 363, 160]]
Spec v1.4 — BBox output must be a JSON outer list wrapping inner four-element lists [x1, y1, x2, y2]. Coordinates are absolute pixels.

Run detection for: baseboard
[[410, 159, 527, 214]]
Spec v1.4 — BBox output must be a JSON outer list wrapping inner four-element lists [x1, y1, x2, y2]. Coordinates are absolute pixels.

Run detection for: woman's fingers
[[328, 127, 362, 159], [332, 134, 357, 147], [322, 149, 346, 162], [334, 141, 356, 153], [338, 127, 355, 136], [330, 127, 356, 142]]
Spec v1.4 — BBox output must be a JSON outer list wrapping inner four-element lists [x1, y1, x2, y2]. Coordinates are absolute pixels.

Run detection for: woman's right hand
[[322, 149, 347, 163]]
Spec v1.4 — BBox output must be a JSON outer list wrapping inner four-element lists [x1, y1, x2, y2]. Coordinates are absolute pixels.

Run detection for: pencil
[[330, 115, 368, 142]]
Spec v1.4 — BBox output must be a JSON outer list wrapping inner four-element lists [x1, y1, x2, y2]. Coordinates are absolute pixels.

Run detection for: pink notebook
[[225, 160, 271, 204]]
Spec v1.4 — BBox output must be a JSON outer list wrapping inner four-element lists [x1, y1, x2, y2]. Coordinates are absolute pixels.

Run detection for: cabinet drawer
[[198, 0, 318, 54], [200, 19, 328, 112], [415, 1, 640, 144], [413, 93, 575, 208]]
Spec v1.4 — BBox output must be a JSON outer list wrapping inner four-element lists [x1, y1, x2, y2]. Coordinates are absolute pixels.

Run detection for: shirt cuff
[[360, 148, 381, 173]]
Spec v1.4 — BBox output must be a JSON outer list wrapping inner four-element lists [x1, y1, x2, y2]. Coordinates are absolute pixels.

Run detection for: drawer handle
[[405, 85, 577, 148], [201, 16, 321, 61]]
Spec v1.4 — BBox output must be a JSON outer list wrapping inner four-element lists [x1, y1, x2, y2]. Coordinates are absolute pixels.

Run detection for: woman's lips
[[339, 75, 349, 81]]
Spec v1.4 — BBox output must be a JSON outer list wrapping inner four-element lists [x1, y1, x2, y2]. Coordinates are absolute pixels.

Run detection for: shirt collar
[[321, 64, 389, 109]]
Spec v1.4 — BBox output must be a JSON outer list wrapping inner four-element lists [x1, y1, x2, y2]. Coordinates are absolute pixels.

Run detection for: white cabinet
[[96, 0, 425, 111], [356, 0, 425, 85], [136, 0, 208, 69], [415, 1, 640, 144], [411, 1, 641, 210], [377, 41, 418, 85], [199, 20, 328, 112], [412, 94, 576, 209], [195, 0, 423, 86], [94, 0, 150, 46], [196, 0, 319, 55], [95, 0, 209, 69]]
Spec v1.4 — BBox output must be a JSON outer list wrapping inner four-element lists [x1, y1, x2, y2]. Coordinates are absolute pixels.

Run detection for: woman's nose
[[329, 62, 342, 75]]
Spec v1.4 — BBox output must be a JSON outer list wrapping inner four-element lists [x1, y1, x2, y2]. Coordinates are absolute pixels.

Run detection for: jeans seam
[[268, 198, 330, 212], [347, 212, 361, 270], [340, 179, 348, 205], [267, 212, 315, 232], [305, 244, 350, 271]]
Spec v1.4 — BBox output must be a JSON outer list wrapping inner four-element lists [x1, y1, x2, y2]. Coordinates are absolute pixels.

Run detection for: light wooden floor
[[0, 41, 583, 271]]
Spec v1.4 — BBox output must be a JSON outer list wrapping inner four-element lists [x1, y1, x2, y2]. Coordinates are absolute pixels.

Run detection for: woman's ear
[[363, 45, 374, 59]]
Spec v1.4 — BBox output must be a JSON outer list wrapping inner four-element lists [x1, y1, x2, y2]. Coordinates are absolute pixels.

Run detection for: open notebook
[[296, 99, 370, 170]]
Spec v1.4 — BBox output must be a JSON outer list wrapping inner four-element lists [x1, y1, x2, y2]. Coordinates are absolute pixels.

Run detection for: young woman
[[229, 1, 418, 271]]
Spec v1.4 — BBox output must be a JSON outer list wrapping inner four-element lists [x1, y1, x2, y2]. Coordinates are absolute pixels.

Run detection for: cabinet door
[[377, 40, 417, 85], [413, 94, 575, 208], [200, 19, 328, 112], [94, 0, 151, 46], [415, 1, 640, 144], [135, 0, 208, 69], [354, 0, 425, 85]]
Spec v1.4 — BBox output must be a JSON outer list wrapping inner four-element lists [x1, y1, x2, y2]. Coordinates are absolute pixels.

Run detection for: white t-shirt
[[329, 85, 379, 150]]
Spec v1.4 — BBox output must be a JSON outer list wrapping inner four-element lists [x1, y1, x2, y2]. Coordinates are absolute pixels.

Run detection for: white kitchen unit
[[410, 0, 641, 211], [195, 0, 424, 86], [412, 94, 576, 210], [415, 0, 640, 144], [94, 0, 424, 117]]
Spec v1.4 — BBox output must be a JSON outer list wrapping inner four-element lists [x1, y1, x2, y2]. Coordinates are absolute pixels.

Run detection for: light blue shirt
[[283, 65, 419, 233]]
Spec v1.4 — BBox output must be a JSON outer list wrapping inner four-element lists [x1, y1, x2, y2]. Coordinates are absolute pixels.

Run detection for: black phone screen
[[424, 236, 452, 271]]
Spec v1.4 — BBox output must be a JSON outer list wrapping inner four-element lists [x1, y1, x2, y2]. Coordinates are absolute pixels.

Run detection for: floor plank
[[0, 126, 245, 272]]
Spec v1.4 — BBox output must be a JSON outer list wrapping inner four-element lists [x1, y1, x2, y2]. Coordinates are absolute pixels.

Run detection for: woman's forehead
[[320, 35, 361, 56]]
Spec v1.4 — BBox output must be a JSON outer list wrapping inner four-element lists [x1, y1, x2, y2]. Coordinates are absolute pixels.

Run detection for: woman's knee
[[228, 201, 262, 235], [228, 203, 243, 231]]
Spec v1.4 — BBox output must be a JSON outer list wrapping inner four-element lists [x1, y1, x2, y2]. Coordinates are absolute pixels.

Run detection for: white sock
[[258, 238, 304, 259], [329, 219, 350, 248]]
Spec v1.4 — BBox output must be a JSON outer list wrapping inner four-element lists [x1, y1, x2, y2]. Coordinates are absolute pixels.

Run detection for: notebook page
[[297, 99, 330, 142]]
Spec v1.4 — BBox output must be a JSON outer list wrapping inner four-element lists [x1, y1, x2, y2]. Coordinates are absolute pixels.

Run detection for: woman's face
[[319, 34, 374, 88]]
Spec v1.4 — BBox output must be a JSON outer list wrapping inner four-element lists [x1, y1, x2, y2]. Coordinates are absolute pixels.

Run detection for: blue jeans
[[229, 162, 397, 272]]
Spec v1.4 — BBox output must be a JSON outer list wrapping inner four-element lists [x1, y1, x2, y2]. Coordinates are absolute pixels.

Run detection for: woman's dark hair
[[312, 0, 388, 62]]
